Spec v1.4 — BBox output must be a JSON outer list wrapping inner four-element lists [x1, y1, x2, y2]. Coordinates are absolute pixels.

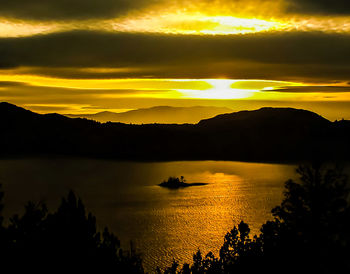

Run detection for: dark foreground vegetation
[[1, 102, 350, 162], [0, 163, 348, 273], [0, 189, 144, 273]]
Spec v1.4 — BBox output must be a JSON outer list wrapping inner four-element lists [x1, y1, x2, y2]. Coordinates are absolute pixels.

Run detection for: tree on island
[[159, 163, 350, 273], [159, 176, 206, 189]]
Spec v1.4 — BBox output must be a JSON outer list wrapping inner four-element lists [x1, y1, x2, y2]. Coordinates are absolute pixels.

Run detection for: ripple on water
[[0, 159, 297, 272]]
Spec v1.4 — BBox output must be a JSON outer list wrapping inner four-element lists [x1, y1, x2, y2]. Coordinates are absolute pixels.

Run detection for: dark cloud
[[0, 0, 281, 21], [1, 30, 349, 66], [1, 1, 349, 22], [16, 67, 156, 79], [1, 30, 350, 81], [0, 0, 160, 20], [13, 63, 350, 83], [0, 81, 27, 87], [272, 86, 350, 93], [286, 0, 350, 15]]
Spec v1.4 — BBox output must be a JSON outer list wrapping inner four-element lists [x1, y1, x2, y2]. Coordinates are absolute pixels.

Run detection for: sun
[[180, 79, 255, 99]]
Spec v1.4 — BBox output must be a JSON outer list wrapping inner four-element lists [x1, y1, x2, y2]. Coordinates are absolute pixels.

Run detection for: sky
[[0, 0, 350, 120]]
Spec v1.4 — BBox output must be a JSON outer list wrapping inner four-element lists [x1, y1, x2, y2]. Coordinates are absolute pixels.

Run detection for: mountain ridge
[[1, 102, 349, 162], [65, 105, 233, 124]]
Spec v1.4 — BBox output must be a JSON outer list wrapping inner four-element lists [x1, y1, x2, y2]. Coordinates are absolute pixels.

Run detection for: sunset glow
[[0, 0, 350, 119], [1, 2, 350, 272], [109, 13, 285, 35]]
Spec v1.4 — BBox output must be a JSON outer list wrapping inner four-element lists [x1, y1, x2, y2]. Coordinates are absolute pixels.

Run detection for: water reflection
[[0, 158, 296, 271]]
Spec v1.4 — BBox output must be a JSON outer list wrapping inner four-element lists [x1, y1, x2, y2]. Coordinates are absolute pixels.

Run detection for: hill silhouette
[[198, 107, 329, 127], [1, 102, 349, 162], [65, 106, 233, 124]]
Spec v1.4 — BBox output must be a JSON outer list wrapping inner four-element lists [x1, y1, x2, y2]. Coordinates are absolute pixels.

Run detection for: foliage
[[0, 188, 144, 273]]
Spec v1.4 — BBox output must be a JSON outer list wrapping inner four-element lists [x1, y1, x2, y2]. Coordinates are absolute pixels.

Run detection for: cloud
[[0, 84, 165, 98], [1, 1, 348, 25], [272, 86, 350, 93], [0, 1, 285, 21], [0, 0, 161, 21], [0, 30, 350, 82], [1, 78, 350, 120], [0, 81, 27, 87], [1, 30, 349, 66], [0, 83, 183, 112], [286, 0, 350, 15]]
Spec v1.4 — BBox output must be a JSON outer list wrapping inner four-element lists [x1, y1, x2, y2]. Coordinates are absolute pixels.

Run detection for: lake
[[0, 158, 297, 272]]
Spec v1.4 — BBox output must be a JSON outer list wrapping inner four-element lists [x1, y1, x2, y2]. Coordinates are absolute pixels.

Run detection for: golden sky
[[0, 0, 350, 119]]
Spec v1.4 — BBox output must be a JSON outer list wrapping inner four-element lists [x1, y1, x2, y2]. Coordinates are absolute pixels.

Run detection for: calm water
[[0, 158, 297, 272]]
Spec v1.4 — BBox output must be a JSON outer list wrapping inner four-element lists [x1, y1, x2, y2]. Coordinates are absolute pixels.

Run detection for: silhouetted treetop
[[0, 189, 144, 273]]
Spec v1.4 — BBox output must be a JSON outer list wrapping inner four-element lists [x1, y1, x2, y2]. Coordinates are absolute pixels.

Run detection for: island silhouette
[[159, 176, 207, 189]]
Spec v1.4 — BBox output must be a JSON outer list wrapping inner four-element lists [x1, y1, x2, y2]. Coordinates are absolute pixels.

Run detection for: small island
[[158, 176, 207, 189]]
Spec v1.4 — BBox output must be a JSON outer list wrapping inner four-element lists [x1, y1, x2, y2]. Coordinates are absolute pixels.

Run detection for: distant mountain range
[[1, 102, 349, 162], [65, 106, 233, 124]]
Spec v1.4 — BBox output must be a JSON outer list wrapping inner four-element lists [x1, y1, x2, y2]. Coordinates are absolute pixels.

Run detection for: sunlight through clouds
[[0, 0, 350, 119], [2, 10, 350, 38], [179, 79, 255, 99], [0, 19, 61, 37], [109, 13, 285, 35]]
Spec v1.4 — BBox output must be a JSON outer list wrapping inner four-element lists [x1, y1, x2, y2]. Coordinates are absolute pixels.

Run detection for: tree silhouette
[[0, 189, 144, 273], [261, 163, 350, 273]]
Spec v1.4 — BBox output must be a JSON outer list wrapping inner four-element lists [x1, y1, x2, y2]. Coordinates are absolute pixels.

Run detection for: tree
[[261, 163, 350, 273], [0, 190, 144, 273]]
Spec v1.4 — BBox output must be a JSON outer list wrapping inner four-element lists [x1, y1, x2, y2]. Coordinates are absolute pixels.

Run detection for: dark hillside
[[0, 102, 348, 162]]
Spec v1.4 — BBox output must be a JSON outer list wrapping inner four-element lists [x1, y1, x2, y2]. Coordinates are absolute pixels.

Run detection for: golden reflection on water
[[127, 161, 296, 270], [0, 159, 296, 272]]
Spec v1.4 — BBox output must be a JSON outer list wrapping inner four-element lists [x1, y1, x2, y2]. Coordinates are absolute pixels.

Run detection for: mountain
[[198, 107, 329, 128], [65, 106, 233, 124], [1, 102, 349, 162]]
